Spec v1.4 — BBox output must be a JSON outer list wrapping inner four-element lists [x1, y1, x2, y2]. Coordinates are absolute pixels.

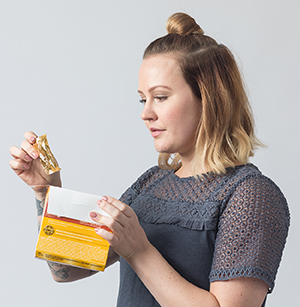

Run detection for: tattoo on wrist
[[47, 262, 70, 280], [36, 198, 45, 232], [36, 198, 45, 216]]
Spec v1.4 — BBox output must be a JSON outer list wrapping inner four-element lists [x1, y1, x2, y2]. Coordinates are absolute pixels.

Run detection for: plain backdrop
[[1, 1, 299, 306]]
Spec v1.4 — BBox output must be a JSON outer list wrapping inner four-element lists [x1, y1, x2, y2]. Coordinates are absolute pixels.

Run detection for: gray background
[[1, 1, 298, 306]]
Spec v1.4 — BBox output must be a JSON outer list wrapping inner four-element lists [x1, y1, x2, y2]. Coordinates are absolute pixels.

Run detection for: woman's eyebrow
[[138, 85, 171, 94]]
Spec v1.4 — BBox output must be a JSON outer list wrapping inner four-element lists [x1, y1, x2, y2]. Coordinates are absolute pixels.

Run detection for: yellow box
[[35, 187, 110, 271]]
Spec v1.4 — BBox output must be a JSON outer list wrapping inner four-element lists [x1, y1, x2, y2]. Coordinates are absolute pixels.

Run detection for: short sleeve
[[209, 175, 290, 292]]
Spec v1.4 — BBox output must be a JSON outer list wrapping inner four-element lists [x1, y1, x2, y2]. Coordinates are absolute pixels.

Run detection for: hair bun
[[166, 12, 204, 36]]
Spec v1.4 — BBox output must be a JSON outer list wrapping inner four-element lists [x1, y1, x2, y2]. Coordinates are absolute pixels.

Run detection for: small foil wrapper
[[33, 134, 61, 175]]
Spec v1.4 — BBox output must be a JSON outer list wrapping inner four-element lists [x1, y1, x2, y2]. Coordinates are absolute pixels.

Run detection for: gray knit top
[[116, 164, 290, 307]]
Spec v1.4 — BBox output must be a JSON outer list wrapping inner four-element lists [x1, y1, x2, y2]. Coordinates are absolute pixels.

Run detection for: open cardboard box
[[35, 186, 110, 271]]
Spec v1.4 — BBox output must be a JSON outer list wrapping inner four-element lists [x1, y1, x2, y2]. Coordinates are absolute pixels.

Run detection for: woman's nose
[[141, 102, 157, 121]]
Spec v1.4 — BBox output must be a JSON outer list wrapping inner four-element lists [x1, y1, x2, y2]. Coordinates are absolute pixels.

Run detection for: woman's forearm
[[126, 243, 220, 307]]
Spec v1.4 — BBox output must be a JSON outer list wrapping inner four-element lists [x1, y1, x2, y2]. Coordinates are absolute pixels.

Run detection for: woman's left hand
[[90, 196, 150, 261]]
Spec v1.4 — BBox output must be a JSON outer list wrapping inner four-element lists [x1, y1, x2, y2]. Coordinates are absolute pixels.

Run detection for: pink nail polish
[[25, 155, 33, 161], [90, 212, 97, 218], [32, 152, 38, 158], [23, 164, 30, 169], [102, 196, 108, 201]]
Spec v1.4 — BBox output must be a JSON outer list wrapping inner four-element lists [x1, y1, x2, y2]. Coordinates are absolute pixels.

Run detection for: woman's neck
[[174, 157, 207, 178]]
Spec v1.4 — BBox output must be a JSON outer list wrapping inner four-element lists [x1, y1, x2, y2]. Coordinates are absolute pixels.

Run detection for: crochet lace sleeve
[[209, 175, 290, 292]]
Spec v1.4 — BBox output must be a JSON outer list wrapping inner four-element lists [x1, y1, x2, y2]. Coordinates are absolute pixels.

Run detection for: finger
[[95, 227, 118, 246], [89, 211, 110, 227], [21, 139, 39, 159], [90, 211, 121, 234], [9, 159, 30, 174], [97, 200, 128, 229], [100, 196, 133, 219], [90, 211, 102, 223], [9, 145, 33, 162], [24, 131, 38, 144]]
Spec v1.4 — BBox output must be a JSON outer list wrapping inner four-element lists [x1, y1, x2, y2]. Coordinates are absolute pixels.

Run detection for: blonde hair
[[143, 12, 263, 175]]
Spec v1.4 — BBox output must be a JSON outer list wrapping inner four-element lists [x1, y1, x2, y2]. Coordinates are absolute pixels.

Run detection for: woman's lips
[[150, 128, 165, 138]]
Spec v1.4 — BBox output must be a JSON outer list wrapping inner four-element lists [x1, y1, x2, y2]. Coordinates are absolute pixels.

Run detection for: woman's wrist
[[32, 186, 49, 201], [125, 241, 157, 272], [32, 177, 62, 201]]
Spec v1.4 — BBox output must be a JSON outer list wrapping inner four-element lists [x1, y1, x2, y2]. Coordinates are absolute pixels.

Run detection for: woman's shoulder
[[224, 163, 290, 222], [216, 163, 289, 212], [229, 163, 285, 195]]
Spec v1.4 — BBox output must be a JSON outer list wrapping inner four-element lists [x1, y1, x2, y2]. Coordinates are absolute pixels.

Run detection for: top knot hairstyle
[[143, 13, 263, 176], [166, 12, 204, 35]]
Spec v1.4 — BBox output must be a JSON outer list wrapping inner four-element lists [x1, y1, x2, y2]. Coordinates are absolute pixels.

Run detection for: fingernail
[[90, 212, 97, 218], [23, 164, 30, 169], [30, 137, 36, 143], [25, 155, 33, 161], [32, 152, 38, 158], [102, 196, 108, 201]]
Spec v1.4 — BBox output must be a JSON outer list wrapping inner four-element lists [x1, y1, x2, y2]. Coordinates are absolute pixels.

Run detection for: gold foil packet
[[33, 134, 61, 175]]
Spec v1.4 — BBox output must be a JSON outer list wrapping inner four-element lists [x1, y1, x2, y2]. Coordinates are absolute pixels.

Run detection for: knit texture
[[118, 164, 289, 305]]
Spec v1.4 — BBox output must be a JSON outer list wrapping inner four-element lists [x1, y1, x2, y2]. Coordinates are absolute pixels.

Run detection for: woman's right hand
[[9, 131, 62, 196]]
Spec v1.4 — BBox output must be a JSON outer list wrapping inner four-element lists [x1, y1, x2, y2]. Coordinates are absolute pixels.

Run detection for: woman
[[9, 13, 289, 307]]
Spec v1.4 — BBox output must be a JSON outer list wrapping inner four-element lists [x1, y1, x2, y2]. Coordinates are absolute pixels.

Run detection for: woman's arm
[[128, 242, 268, 307], [90, 196, 268, 307], [10, 132, 119, 282]]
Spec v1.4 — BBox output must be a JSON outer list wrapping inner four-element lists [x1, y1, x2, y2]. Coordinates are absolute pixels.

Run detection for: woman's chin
[[155, 147, 173, 154]]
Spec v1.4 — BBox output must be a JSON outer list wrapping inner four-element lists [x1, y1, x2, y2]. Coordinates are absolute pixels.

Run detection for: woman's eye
[[155, 96, 167, 102], [139, 98, 146, 104]]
